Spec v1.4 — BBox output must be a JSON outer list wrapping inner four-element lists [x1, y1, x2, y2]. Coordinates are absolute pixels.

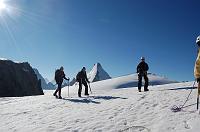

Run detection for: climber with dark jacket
[[137, 57, 149, 92], [53, 66, 69, 99], [76, 67, 90, 97]]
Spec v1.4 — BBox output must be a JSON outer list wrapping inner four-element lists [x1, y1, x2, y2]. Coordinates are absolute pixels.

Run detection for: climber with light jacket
[[194, 35, 200, 95]]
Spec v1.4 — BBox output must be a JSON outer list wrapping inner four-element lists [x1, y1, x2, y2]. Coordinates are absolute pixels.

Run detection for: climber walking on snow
[[137, 57, 149, 92], [76, 67, 90, 97], [53, 66, 70, 99]]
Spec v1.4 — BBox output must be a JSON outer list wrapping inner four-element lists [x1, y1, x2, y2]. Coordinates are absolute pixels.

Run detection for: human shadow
[[89, 95, 128, 100], [62, 98, 100, 104], [166, 87, 197, 91], [116, 82, 138, 89], [62, 95, 127, 104]]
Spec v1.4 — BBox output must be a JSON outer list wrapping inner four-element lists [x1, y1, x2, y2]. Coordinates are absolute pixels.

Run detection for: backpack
[[76, 71, 81, 81], [55, 69, 61, 82]]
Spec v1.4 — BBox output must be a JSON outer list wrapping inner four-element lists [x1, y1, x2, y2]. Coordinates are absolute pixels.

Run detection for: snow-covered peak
[[0, 58, 21, 63], [44, 78, 49, 83], [33, 68, 55, 90], [0, 58, 8, 61], [88, 63, 111, 82]]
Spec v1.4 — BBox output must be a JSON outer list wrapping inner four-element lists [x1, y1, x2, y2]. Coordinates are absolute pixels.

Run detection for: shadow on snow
[[62, 98, 100, 104], [89, 95, 128, 100], [62, 95, 127, 104], [116, 82, 167, 89], [116, 82, 138, 89], [166, 87, 197, 91]]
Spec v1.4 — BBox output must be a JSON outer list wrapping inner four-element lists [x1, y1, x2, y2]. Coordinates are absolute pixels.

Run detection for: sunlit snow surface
[[0, 75, 199, 132]]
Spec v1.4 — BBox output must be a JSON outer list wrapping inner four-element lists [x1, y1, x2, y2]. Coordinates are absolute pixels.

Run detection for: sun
[[0, 0, 7, 14]]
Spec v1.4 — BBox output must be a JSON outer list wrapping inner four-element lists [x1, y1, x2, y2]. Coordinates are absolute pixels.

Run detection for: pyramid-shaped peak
[[96, 62, 101, 66], [95, 62, 102, 68], [88, 63, 111, 82]]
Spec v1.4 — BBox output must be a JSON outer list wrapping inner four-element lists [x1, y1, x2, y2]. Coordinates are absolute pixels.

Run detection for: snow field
[[1, 81, 200, 132]]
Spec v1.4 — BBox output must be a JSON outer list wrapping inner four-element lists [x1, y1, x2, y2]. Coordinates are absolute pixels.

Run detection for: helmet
[[196, 35, 200, 45], [141, 57, 145, 60], [82, 67, 86, 70], [60, 66, 64, 71]]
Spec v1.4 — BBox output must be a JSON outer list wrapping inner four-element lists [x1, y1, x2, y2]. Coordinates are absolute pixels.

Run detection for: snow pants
[[138, 73, 149, 91], [54, 83, 62, 97], [78, 80, 89, 96]]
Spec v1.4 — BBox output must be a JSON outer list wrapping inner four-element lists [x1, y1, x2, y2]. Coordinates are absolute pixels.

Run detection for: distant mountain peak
[[88, 62, 111, 82], [96, 62, 101, 67], [33, 68, 55, 90]]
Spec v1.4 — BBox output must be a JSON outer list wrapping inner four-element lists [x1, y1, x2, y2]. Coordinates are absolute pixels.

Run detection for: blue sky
[[0, 0, 200, 81]]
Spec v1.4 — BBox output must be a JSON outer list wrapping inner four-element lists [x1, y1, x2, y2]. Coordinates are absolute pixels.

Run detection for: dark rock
[[0, 60, 44, 97]]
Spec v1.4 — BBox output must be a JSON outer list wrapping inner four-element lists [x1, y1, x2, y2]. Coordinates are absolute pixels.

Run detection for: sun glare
[[0, 0, 7, 14]]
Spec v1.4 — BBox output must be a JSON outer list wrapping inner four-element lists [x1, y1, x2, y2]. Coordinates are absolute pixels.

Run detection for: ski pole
[[68, 79, 70, 97], [89, 82, 92, 94], [197, 82, 200, 110], [197, 93, 199, 110]]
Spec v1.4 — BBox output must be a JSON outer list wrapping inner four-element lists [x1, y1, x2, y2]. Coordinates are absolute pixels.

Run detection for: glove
[[197, 78, 200, 83]]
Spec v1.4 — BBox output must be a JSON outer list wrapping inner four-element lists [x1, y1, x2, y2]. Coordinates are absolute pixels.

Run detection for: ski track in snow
[[0, 82, 200, 132]]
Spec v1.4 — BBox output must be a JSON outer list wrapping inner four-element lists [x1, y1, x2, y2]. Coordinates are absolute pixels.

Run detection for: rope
[[171, 81, 196, 112]]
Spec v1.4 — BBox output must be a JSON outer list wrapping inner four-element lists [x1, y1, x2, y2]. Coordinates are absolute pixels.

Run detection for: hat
[[141, 57, 145, 60]]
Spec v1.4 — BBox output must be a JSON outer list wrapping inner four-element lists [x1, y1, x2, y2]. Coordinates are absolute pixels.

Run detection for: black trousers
[[78, 80, 89, 95], [54, 83, 62, 97], [138, 73, 149, 91]]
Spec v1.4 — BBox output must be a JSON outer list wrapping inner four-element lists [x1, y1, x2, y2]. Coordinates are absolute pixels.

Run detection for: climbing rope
[[171, 81, 196, 112]]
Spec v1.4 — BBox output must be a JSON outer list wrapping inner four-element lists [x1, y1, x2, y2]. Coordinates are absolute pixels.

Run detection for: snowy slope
[[88, 73, 178, 91], [87, 63, 111, 82], [1, 77, 200, 132]]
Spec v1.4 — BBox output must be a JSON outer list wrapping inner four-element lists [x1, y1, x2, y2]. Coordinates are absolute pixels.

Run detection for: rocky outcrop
[[0, 60, 44, 97]]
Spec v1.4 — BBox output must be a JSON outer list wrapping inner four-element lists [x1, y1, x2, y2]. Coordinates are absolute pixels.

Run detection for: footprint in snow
[[137, 95, 146, 101], [120, 126, 150, 132], [183, 121, 191, 129]]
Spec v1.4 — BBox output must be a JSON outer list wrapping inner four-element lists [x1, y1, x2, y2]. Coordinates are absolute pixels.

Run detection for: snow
[[45, 78, 49, 83], [0, 58, 21, 63], [89, 73, 178, 91], [0, 75, 200, 132], [0, 58, 9, 61]]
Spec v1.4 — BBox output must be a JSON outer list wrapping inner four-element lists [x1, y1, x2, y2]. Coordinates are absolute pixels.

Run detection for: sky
[[0, 0, 200, 82]]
